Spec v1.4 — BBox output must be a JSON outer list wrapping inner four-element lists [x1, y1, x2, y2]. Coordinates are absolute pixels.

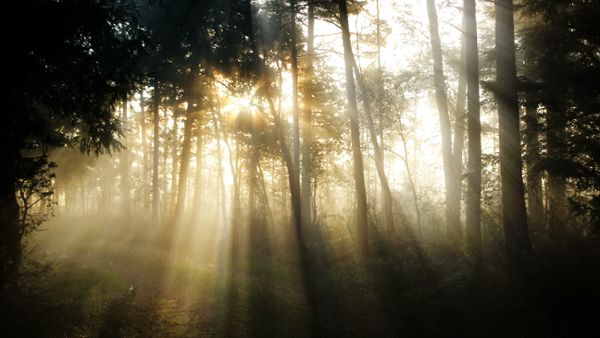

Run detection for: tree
[[426, 0, 461, 243], [464, 0, 482, 261], [1, 0, 146, 283], [301, 2, 315, 228], [495, 0, 531, 263], [520, 0, 600, 235], [338, 0, 369, 256]]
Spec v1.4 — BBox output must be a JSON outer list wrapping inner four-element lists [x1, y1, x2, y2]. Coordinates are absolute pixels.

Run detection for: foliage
[[15, 155, 57, 239], [519, 0, 600, 232]]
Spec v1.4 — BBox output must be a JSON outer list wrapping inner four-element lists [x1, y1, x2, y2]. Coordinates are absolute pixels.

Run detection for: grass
[[2, 216, 600, 337]]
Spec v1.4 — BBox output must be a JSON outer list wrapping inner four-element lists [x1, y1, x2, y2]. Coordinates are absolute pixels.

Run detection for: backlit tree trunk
[[174, 97, 196, 219], [465, 0, 482, 262], [301, 3, 315, 228], [426, 0, 460, 243], [338, 0, 369, 256], [121, 99, 131, 217], [152, 84, 161, 224], [495, 0, 531, 262]]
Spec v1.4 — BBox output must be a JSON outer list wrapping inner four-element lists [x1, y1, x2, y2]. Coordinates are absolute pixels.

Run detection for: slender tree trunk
[[248, 121, 260, 227], [495, 0, 531, 262], [376, 0, 386, 225], [152, 84, 161, 224], [211, 99, 228, 233], [339, 0, 369, 256], [290, 0, 300, 185], [427, 0, 460, 243], [121, 99, 131, 217], [267, 97, 303, 251], [162, 109, 170, 217], [398, 120, 422, 234], [174, 97, 196, 219], [465, 0, 482, 262], [450, 10, 467, 245], [352, 61, 395, 232], [170, 111, 179, 211], [140, 91, 150, 210], [193, 129, 203, 220], [301, 3, 315, 228]]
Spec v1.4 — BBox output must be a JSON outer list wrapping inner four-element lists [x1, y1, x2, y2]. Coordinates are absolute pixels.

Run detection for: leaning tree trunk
[[426, 0, 460, 243], [352, 60, 395, 233], [339, 0, 369, 257], [464, 0, 482, 262], [495, 0, 531, 263]]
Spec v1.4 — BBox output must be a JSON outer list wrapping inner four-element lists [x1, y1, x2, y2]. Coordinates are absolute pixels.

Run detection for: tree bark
[[426, 0, 460, 243], [290, 0, 300, 186], [121, 99, 131, 217], [152, 84, 161, 224], [464, 0, 482, 262], [338, 0, 369, 256], [140, 91, 149, 209], [174, 98, 196, 219], [450, 10, 468, 245], [352, 61, 395, 233], [495, 0, 531, 262], [301, 3, 315, 228]]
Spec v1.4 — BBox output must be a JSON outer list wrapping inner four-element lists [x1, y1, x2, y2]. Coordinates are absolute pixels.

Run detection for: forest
[[1, 0, 600, 337]]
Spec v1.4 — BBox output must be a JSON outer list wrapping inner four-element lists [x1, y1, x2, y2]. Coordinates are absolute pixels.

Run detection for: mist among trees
[[1, 0, 600, 337]]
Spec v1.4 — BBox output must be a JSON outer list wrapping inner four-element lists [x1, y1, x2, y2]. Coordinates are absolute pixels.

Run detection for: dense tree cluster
[[2, 0, 599, 289]]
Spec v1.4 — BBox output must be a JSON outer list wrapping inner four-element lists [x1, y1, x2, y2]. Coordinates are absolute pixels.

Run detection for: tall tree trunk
[[193, 128, 204, 221], [450, 10, 467, 245], [121, 99, 131, 217], [376, 0, 387, 225], [338, 0, 369, 256], [352, 61, 395, 232], [140, 91, 150, 210], [211, 100, 228, 233], [267, 96, 303, 252], [398, 118, 422, 234], [427, 0, 460, 242], [301, 3, 315, 228], [174, 98, 196, 219], [495, 0, 531, 262], [464, 0, 482, 262], [152, 84, 161, 224], [290, 0, 300, 185], [170, 111, 179, 211], [248, 122, 260, 227]]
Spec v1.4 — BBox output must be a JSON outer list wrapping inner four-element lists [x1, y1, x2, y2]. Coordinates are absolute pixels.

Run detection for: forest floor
[[2, 215, 600, 338]]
